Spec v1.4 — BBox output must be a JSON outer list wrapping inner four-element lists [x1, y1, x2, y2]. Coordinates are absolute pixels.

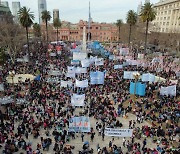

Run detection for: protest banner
[[73, 52, 87, 61], [49, 70, 61, 76], [160, 85, 176, 96], [90, 71, 104, 85], [138, 53, 144, 59], [69, 116, 90, 132], [142, 73, 155, 82], [0, 96, 13, 105], [75, 79, 88, 88], [50, 52, 56, 57], [120, 48, 129, 56], [71, 94, 85, 106], [114, 65, 123, 69], [61, 80, 72, 87], [105, 128, 133, 137], [81, 59, 92, 68], [47, 77, 60, 83], [75, 67, 87, 74]]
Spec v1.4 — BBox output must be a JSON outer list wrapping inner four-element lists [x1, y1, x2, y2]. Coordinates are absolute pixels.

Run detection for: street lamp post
[[9, 70, 16, 104]]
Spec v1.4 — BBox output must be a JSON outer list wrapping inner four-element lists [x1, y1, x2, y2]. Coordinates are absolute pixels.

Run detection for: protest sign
[[81, 59, 92, 68], [69, 116, 90, 132], [90, 71, 104, 85], [142, 73, 155, 82], [71, 94, 85, 106], [105, 128, 133, 137], [160, 85, 176, 96], [75, 67, 87, 74], [71, 60, 80, 65], [123, 71, 139, 79], [95, 58, 104, 66], [114, 65, 123, 69], [73, 52, 87, 61], [130, 82, 146, 96], [61, 80, 72, 87], [75, 79, 88, 88]]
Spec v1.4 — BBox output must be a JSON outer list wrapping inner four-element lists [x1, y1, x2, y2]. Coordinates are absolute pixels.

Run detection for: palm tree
[[140, 2, 156, 51], [41, 10, 51, 43], [126, 10, 137, 46], [33, 23, 41, 38], [18, 7, 34, 54], [53, 18, 62, 43], [116, 19, 123, 42]]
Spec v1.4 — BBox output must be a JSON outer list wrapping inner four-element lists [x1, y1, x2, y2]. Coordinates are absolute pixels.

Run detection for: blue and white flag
[[75, 79, 88, 88], [114, 65, 123, 69], [130, 82, 146, 96], [67, 66, 76, 78], [73, 52, 87, 61], [95, 58, 104, 66], [160, 85, 176, 96], [142, 73, 155, 82], [71, 94, 85, 106], [123, 71, 139, 79], [90, 71, 104, 85], [69, 116, 90, 132]]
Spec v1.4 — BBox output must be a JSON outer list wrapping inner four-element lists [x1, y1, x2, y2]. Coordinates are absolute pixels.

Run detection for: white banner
[[50, 52, 56, 57], [138, 53, 144, 59], [75, 67, 87, 74], [67, 66, 76, 78], [73, 52, 87, 61], [142, 73, 155, 82], [160, 85, 176, 96], [75, 79, 88, 88], [105, 128, 133, 137], [81, 59, 92, 67], [71, 94, 85, 106], [61, 80, 72, 87], [95, 58, 104, 66]]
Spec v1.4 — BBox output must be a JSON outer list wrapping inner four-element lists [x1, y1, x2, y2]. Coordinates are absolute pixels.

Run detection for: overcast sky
[[5, 0, 159, 23]]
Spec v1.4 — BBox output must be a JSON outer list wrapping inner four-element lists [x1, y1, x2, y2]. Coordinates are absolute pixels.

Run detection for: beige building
[[152, 0, 180, 33]]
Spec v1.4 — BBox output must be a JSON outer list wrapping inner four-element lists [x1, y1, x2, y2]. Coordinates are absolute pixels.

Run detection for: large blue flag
[[130, 82, 146, 96], [90, 71, 104, 85]]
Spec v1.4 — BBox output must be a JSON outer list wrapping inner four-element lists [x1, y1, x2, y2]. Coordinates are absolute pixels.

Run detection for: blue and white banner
[[81, 59, 92, 68], [71, 60, 80, 65], [75, 67, 87, 74], [73, 52, 87, 61], [142, 73, 155, 82], [61, 80, 72, 87], [95, 58, 104, 66], [75, 79, 88, 88], [160, 85, 176, 96], [105, 128, 133, 137], [129, 82, 146, 96], [0, 83, 4, 91], [90, 71, 104, 85], [71, 94, 85, 106], [69, 116, 90, 132], [123, 71, 139, 79], [114, 65, 123, 69], [47, 77, 60, 83], [120, 48, 129, 56], [67, 66, 76, 78], [90, 56, 97, 63], [0, 96, 13, 105]]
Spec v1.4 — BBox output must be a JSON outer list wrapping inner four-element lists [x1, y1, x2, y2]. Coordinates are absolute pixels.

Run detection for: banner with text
[[75, 79, 88, 88], [90, 71, 104, 85], [105, 128, 133, 137], [71, 94, 85, 106]]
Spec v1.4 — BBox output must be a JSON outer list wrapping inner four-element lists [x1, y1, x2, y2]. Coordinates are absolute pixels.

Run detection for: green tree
[[116, 19, 123, 42], [127, 10, 137, 45], [140, 2, 156, 51], [18, 7, 34, 55], [41, 10, 51, 43], [33, 23, 41, 38], [53, 18, 62, 43]]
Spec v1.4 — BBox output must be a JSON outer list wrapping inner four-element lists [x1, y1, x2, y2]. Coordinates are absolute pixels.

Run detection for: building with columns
[[152, 0, 180, 33], [40, 20, 118, 42]]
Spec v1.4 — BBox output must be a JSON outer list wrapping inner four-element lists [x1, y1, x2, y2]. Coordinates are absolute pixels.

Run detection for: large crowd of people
[[0, 42, 179, 154]]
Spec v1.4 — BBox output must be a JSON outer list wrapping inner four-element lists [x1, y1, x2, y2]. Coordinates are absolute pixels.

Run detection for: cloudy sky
[[5, 0, 158, 23]]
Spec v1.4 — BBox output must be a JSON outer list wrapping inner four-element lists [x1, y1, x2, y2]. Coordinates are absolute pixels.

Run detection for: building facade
[[44, 20, 118, 42], [152, 0, 180, 33], [53, 9, 59, 21], [1, 1, 8, 7], [38, 0, 47, 24], [0, 4, 11, 22], [12, 2, 21, 23]]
